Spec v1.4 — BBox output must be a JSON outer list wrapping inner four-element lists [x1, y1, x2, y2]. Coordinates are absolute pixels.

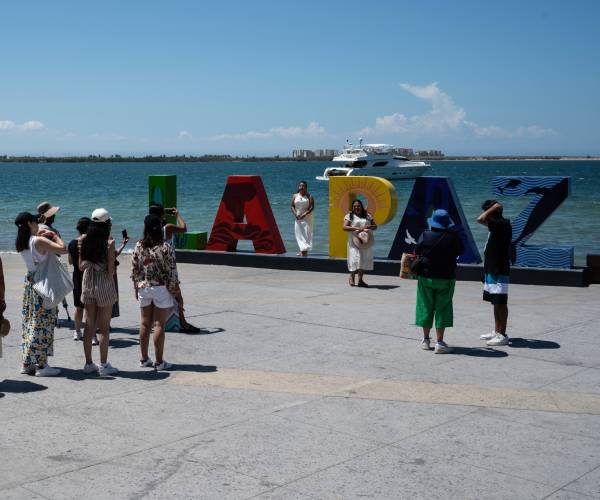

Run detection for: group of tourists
[[10, 201, 198, 377], [2, 190, 512, 377]]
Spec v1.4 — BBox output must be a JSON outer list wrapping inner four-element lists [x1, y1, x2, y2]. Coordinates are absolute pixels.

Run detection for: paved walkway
[[1, 254, 599, 499]]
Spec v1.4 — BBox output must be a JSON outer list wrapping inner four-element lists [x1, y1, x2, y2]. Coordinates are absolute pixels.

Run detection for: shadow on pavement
[[173, 364, 218, 373], [116, 370, 171, 380], [110, 327, 140, 335], [58, 368, 116, 381], [509, 338, 560, 349], [109, 338, 139, 349], [176, 327, 225, 336], [448, 347, 509, 357], [360, 285, 399, 290], [0, 379, 48, 393]]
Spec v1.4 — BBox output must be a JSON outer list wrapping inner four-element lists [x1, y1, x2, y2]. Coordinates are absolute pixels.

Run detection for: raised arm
[[35, 231, 67, 255], [164, 208, 186, 239], [477, 202, 503, 226]]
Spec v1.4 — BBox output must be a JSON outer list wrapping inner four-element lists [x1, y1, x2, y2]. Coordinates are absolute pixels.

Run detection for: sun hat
[[352, 230, 374, 249], [144, 214, 163, 232], [37, 201, 60, 219], [14, 212, 38, 228], [91, 208, 112, 223], [428, 209, 455, 230]]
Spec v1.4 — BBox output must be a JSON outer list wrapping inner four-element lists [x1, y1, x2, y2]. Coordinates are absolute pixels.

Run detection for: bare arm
[[164, 208, 186, 239], [35, 231, 67, 255], [343, 216, 361, 232], [115, 237, 129, 257], [107, 240, 116, 276], [291, 195, 298, 218], [477, 202, 503, 226]]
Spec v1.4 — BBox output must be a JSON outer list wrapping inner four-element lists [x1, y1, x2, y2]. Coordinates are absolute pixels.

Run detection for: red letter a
[[207, 176, 286, 254]]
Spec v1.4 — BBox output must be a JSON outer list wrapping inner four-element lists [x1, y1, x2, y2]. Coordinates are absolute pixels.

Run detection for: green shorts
[[415, 277, 456, 329]]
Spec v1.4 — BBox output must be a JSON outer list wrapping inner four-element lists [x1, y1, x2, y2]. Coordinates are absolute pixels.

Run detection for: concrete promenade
[[1, 253, 599, 499]]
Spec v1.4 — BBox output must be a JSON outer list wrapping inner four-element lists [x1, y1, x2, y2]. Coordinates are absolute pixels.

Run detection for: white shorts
[[138, 286, 174, 309]]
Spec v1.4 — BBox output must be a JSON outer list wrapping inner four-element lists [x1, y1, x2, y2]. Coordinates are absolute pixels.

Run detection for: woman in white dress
[[343, 199, 377, 287], [291, 181, 314, 256]]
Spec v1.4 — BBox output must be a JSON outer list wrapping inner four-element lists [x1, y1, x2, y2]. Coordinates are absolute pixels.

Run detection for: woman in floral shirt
[[131, 214, 179, 370]]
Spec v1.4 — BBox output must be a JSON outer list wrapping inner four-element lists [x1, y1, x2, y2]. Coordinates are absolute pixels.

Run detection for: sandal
[[348, 276, 356, 287]]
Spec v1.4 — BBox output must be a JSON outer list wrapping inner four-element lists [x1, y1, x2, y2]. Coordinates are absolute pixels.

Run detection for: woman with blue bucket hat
[[414, 209, 464, 353]]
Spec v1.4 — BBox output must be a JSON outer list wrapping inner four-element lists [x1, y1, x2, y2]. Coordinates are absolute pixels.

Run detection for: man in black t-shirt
[[477, 200, 512, 346]]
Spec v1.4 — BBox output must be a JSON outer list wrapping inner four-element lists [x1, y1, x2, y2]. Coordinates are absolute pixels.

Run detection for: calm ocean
[[0, 160, 598, 264]]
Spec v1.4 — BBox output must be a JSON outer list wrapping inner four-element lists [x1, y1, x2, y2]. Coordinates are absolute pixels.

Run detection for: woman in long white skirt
[[343, 199, 377, 287], [291, 181, 314, 256]]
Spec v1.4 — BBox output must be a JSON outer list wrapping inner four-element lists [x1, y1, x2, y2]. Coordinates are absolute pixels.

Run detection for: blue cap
[[428, 209, 455, 229]]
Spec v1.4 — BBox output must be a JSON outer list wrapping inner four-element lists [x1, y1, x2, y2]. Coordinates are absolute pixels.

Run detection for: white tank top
[[21, 236, 48, 273]]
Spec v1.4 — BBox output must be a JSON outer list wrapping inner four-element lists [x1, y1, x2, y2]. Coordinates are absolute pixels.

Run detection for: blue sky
[[1, 0, 598, 156]]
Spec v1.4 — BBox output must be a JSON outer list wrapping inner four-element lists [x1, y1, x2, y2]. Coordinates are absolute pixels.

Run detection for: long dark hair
[[81, 221, 110, 263], [349, 199, 368, 221], [16, 226, 32, 253], [142, 215, 164, 248], [14, 212, 37, 253]]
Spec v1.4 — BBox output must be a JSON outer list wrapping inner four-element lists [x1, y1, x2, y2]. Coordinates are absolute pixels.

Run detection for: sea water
[[0, 160, 598, 264]]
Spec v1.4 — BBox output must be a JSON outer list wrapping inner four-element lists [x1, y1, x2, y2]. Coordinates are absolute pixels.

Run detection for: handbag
[[410, 233, 446, 276], [400, 253, 417, 280], [33, 253, 74, 309]]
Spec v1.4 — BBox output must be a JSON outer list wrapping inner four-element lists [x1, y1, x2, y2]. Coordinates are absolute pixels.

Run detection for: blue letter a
[[388, 177, 481, 263]]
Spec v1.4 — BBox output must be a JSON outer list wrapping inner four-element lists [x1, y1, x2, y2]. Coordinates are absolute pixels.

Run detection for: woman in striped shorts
[[79, 208, 118, 376]]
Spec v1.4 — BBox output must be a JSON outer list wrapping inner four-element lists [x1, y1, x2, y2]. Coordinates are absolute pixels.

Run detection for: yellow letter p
[[329, 176, 398, 258]]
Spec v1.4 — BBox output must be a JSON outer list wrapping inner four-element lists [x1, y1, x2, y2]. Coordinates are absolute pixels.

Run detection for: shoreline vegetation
[[0, 154, 599, 163]]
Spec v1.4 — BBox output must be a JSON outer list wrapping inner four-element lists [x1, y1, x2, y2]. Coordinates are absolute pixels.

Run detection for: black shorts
[[483, 291, 508, 305]]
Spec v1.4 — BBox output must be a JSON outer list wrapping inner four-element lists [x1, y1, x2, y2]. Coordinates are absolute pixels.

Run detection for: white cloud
[[357, 112, 408, 136], [0, 119, 45, 131], [178, 130, 192, 140], [209, 121, 327, 142], [357, 82, 557, 142]]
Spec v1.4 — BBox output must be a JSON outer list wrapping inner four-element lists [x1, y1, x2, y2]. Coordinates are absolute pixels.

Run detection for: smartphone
[[165, 208, 176, 215], [122, 229, 128, 239]]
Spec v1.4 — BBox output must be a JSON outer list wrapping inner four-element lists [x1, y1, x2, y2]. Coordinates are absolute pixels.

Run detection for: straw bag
[[400, 253, 417, 280]]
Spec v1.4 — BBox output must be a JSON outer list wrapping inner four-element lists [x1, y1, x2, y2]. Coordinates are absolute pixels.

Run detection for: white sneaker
[[73, 331, 80, 341], [420, 339, 431, 350], [480, 331, 496, 341], [35, 365, 61, 377], [139, 358, 154, 368], [83, 362, 99, 374], [434, 341, 453, 354], [487, 333, 509, 346], [98, 362, 119, 376], [154, 360, 173, 371], [91, 336, 99, 346]]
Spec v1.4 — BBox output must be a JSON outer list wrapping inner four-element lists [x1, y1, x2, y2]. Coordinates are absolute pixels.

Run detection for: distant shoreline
[[0, 155, 599, 163]]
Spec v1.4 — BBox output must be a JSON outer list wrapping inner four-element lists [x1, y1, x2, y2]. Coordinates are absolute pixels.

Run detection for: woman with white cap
[[343, 199, 377, 287], [414, 209, 464, 354], [14, 211, 68, 376], [79, 208, 118, 376]]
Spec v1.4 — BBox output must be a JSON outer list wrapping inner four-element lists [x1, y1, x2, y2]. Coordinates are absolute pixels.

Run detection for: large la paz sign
[[149, 174, 573, 269]]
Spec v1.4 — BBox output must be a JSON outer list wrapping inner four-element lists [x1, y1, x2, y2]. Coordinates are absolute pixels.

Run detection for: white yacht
[[316, 141, 430, 181]]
